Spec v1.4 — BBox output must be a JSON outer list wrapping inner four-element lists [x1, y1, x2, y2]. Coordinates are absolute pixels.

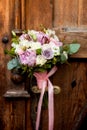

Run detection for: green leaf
[[69, 44, 80, 55], [36, 49, 41, 55], [12, 31, 16, 37], [60, 54, 67, 63], [4, 49, 9, 55], [7, 58, 20, 70], [4, 48, 15, 57], [12, 37, 19, 44]]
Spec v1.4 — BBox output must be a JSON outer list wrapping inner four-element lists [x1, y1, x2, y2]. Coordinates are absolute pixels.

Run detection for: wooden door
[[0, 0, 87, 130]]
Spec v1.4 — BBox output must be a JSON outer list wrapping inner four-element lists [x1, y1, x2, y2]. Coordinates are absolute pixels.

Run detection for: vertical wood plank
[[53, 62, 87, 130], [0, 0, 12, 129], [78, 0, 83, 26], [26, 100, 32, 130], [14, 0, 21, 29], [21, 0, 26, 30], [0, 0, 26, 130], [10, 100, 26, 130], [25, 0, 53, 29], [78, 0, 87, 26], [54, 0, 78, 27]]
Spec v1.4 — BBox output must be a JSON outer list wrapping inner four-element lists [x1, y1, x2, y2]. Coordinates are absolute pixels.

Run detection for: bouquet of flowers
[[6, 28, 80, 130], [6, 28, 80, 76]]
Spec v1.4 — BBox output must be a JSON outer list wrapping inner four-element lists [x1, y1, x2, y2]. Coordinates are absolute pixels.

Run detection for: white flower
[[29, 41, 41, 50], [46, 29, 55, 36], [42, 43, 51, 50], [11, 42, 18, 48], [36, 55, 47, 66], [28, 30, 38, 35], [19, 40, 31, 48], [49, 41, 60, 56], [46, 29, 59, 41], [14, 44, 24, 54], [63, 51, 68, 59]]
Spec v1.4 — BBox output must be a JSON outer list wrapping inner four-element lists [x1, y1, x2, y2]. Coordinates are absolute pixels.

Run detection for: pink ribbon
[[34, 66, 57, 130]]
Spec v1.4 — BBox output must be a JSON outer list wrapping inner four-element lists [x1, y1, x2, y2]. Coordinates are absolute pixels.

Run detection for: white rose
[[19, 40, 31, 48], [49, 41, 60, 56], [42, 44, 51, 50], [29, 41, 41, 50], [36, 55, 47, 66]]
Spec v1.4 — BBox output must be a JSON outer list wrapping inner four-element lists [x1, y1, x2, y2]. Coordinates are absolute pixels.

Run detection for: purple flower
[[50, 38, 63, 46], [42, 48, 54, 60], [19, 49, 36, 66], [36, 32, 50, 44], [19, 34, 31, 41]]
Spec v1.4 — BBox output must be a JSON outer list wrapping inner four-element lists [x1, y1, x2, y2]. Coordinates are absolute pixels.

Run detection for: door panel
[[0, 0, 87, 130]]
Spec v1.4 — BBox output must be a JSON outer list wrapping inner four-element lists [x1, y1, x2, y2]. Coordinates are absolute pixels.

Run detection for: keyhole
[[71, 80, 77, 88]]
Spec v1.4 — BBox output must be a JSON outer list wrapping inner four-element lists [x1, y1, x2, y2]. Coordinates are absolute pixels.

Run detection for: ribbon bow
[[34, 66, 57, 130]]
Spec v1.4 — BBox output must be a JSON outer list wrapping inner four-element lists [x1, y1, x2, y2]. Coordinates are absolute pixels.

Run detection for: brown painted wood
[[0, 1, 27, 130], [52, 62, 87, 130], [25, 0, 53, 29], [55, 28, 87, 58], [54, 0, 78, 27], [0, 0, 87, 130]]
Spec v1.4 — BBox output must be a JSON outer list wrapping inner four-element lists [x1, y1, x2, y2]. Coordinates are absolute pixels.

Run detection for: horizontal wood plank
[[54, 28, 87, 58]]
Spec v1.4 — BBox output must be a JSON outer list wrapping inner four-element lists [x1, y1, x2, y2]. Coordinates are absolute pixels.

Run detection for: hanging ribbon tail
[[36, 84, 46, 130], [34, 66, 57, 130], [48, 79, 54, 130]]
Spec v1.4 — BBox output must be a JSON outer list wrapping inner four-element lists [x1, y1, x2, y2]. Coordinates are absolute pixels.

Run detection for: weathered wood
[[53, 62, 87, 130], [3, 89, 30, 98], [14, 0, 21, 29], [0, 0, 27, 130], [54, 0, 87, 27], [0, 0, 87, 130], [21, 0, 26, 29], [55, 28, 87, 58], [54, 0, 78, 27], [25, 0, 53, 29], [72, 102, 87, 130]]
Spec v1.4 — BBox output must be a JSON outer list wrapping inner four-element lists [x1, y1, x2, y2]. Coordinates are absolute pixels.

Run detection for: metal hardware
[[31, 85, 61, 94], [3, 89, 30, 98], [11, 69, 25, 84], [2, 36, 9, 44]]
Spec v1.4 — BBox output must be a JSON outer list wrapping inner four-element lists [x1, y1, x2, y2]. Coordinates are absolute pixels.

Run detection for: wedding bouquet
[[6, 27, 80, 130], [6, 28, 80, 76]]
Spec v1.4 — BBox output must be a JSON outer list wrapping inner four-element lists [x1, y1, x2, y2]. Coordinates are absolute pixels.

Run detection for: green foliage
[[11, 31, 19, 44], [7, 58, 20, 70], [36, 49, 41, 55], [68, 43, 80, 55], [60, 53, 67, 63], [4, 48, 15, 57]]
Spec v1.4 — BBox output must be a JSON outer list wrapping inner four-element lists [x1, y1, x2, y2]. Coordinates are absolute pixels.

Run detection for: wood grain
[[0, 0, 26, 130], [25, 0, 53, 29], [55, 28, 87, 58], [0, 0, 87, 130], [54, 0, 78, 27]]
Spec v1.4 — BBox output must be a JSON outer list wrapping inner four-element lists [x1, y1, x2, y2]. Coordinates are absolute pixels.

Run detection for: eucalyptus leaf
[[60, 54, 67, 63], [69, 44, 80, 54], [7, 58, 20, 70]]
